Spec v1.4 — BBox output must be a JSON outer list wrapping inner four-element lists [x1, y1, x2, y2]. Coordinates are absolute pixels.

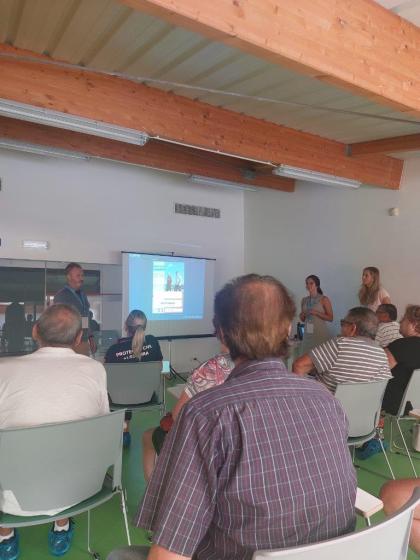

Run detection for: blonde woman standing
[[359, 267, 391, 312]]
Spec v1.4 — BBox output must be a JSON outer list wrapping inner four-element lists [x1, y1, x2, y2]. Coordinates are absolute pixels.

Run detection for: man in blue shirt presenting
[[54, 263, 96, 355]]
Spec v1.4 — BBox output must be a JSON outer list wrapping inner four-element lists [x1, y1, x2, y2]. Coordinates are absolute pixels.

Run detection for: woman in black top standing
[[105, 310, 162, 446]]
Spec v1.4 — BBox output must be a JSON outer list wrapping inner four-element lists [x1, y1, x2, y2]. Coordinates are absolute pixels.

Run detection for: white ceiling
[[0, 0, 419, 150]]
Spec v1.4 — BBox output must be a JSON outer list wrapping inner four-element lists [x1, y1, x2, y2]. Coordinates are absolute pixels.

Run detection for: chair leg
[[377, 438, 395, 480], [87, 510, 100, 559], [365, 517, 371, 527], [396, 419, 418, 477], [120, 489, 132, 546]]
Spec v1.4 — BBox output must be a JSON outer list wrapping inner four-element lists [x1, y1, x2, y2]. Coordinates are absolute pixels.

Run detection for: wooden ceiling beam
[[350, 134, 420, 156], [121, 0, 420, 116], [0, 116, 295, 192], [0, 44, 403, 189]]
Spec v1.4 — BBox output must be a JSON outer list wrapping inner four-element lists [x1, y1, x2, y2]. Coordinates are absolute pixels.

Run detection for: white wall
[[245, 159, 419, 333], [0, 150, 245, 369]]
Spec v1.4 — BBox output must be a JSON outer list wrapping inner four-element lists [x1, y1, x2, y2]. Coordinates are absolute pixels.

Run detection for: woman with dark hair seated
[[382, 305, 420, 415], [105, 310, 162, 447]]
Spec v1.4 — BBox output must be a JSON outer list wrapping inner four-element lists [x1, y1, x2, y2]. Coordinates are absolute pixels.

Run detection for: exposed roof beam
[[0, 116, 294, 192], [0, 44, 403, 189], [350, 134, 420, 156], [121, 0, 420, 116]]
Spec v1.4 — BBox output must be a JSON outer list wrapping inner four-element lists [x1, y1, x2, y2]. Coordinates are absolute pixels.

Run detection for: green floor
[[16, 388, 420, 559]]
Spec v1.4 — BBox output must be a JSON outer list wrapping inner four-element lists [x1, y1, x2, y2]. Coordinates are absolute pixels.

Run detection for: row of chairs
[[0, 366, 419, 558], [1, 408, 419, 559]]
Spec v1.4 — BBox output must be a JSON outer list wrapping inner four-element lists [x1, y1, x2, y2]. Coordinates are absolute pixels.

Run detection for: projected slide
[[126, 253, 207, 321], [123, 252, 216, 337], [152, 261, 184, 314]]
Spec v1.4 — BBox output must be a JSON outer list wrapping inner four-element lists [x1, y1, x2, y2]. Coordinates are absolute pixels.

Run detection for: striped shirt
[[135, 358, 357, 560], [375, 322, 402, 348], [310, 336, 391, 393]]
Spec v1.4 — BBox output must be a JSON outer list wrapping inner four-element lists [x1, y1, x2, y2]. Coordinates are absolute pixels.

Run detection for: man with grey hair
[[54, 262, 96, 355], [293, 306, 391, 392], [0, 304, 108, 559]]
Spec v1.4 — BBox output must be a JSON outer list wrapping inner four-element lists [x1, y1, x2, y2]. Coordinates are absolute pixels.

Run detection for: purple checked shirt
[[135, 358, 357, 560]]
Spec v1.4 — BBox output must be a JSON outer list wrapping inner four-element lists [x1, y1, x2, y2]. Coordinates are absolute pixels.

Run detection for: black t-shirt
[[104, 334, 163, 364], [382, 336, 420, 414]]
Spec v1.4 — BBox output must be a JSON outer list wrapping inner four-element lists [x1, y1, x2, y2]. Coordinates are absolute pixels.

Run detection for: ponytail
[[131, 324, 146, 359]]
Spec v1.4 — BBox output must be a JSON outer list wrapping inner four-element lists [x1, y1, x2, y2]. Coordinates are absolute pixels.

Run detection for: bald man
[[0, 304, 108, 558]]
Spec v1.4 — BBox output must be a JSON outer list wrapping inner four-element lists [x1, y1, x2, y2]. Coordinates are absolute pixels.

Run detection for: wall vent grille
[[175, 203, 220, 219]]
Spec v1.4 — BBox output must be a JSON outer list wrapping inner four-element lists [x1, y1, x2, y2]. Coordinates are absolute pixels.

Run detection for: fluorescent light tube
[[273, 164, 361, 189], [22, 240, 49, 249], [190, 175, 257, 191], [0, 139, 90, 160], [0, 99, 149, 146]]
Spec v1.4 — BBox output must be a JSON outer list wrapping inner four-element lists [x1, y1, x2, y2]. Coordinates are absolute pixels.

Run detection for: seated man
[[380, 479, 420, 555], [0, 304, 109, 560], [293, 306, 391, 392], [108, 274, 357, 560], [375, 303, 402, 348]]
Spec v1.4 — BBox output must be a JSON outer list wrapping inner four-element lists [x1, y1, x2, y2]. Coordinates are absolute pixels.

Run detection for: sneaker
[[355, 439, 387, 460], [48, 519, 75, 557], [123, 431, 131, 448], [0, 531, 19, 560]]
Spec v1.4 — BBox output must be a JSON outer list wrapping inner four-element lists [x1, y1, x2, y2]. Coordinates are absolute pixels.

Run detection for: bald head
[[214, 274, 296, 361], [34, 304, 82, 347]]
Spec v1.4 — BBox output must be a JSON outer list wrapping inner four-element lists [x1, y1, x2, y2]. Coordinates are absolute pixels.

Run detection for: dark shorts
[[152, 426, 167, 455]]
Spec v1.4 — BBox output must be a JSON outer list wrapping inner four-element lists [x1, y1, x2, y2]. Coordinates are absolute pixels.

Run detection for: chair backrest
[[0, 411, 124, 513], [252, 487, 420, 560], [105, 361, 163, 405], [397, 368, 420, 417], [334, 379, 389, 438]]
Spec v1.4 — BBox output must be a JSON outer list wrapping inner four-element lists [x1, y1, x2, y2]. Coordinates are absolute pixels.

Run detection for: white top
[[0, 346, 109, 515], [367, 287, 390, 312], [375, 321, 402, 348]]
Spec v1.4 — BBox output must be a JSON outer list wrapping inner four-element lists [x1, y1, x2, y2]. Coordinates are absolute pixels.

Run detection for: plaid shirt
[[135, 358, 356, 560]]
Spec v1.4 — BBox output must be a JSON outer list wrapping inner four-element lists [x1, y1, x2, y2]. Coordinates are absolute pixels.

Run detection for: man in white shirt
[[0, 304, 109, 560], [375, 304, 402, 348]]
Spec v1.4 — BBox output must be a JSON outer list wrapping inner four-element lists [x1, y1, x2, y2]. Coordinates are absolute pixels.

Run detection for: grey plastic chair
[[334, 379, 395, 479], [105, 361, 165, 416], [389, 368, 420, 477], [252, 487, 420, 560], [0, 411, 130, 558]]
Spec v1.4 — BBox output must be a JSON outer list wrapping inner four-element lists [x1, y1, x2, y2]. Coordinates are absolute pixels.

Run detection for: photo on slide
[[152, 261, 184, 314]]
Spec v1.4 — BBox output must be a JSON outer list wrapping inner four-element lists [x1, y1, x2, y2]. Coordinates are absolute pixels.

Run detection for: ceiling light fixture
[[0, 139, 90, 160], [189, 175, 257, 192], [273, 164, 361, 189], [0, 98, 149, 146]]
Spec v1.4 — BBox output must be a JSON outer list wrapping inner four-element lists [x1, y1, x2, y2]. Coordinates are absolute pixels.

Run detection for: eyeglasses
[[340, 319, 354, 327]]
